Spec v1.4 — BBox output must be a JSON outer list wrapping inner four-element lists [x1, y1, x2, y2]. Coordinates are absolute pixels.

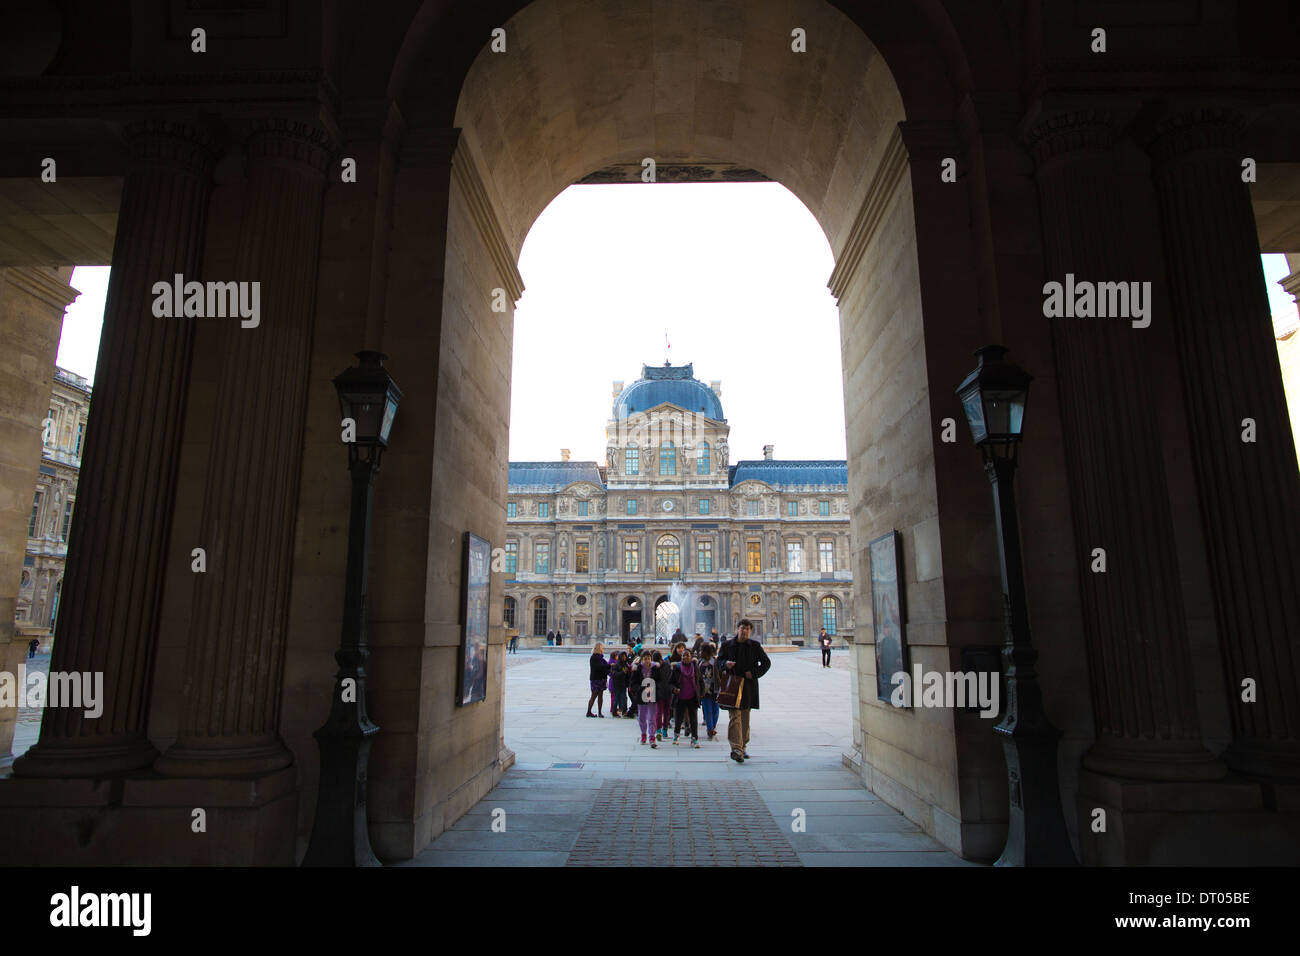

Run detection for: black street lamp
[[302, 350, 402, 867], [956, 345, 1076, 867]]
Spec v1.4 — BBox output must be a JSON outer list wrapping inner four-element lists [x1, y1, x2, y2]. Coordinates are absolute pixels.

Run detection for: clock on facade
[[662, 499, 674, 511]]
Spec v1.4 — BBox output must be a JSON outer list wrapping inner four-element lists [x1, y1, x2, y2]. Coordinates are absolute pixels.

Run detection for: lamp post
[[956, 345, 1075, 867], [302, 350, 402, 867]]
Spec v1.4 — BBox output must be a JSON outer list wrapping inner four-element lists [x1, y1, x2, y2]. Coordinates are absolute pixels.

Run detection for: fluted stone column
[[13, 121, 216, 778], [155, 120, 331, 776], [1146, 108, 1300, 778], [1028, 111, 1223, 781]]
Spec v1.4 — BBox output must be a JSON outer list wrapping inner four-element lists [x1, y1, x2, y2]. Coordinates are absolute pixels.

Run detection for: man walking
[[717, 619, 771, 763], [819, 628, 832, 667]]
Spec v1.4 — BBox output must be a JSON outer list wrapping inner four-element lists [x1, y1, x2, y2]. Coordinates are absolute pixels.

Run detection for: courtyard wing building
[[505, 363, 852, 644]]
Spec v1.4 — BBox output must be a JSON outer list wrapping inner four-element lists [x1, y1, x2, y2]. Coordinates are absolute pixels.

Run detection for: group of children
[[586, 641, 723, 748]]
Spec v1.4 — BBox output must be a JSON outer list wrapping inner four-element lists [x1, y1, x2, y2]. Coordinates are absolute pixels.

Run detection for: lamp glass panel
[[380, 396, 398, 443], [348, 398, 384, 444], [982, 389, 1026, 438], [961, 389, 987, 443]]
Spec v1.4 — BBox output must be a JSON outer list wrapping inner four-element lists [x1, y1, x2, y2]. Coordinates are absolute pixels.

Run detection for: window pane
[[507, 501, 516, 518], [533, 600, 548, 635], [786, 542, 802, 573], [578, 500, 588, 516], [660, 442, 676, 475], [819, 500, 830, 516], [505, 541, 517, 574], [626, 447, 639, 475], [697, 441, 710, 474], [819, 541, 834, 572], [787, 501, 797, 516], [539, 502, 549, 518], [747, 541, 761, 573], [656, 535, 680, 576], [535, 543, 549, 574], [789, 598, 804, 637], [29, 492, 41, 537], [822, 597, 838, 635], [697, 540, 712, 572], [504, 597, 515, 628], [576, 541, 589, 573], [699, 498, 710, 514], [624, 541, 639, 572], [626, 499, 636, 515]]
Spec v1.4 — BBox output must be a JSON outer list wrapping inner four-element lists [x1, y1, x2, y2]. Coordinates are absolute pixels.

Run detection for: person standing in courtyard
[[717, 619, 771, 763], [652, 650, 673, 741], [587, 642, 610, 717], [819, 627, 832, 667], [671, 648, 702, 747], [696, 642, 721, 740], [633, 651, 660, 747], [610, 650, 629, 717]]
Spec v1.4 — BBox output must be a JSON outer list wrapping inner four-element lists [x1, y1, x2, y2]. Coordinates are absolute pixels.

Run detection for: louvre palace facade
[[504, 363, 853, 644]]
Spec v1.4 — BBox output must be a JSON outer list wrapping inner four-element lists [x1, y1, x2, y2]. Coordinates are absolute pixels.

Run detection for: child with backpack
[[672, 648, 703, 747], [632, 651, 660, 747]]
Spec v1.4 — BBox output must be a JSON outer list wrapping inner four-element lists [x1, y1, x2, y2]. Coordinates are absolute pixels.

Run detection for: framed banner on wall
[[869, 530, 907, 704], [459, 532, 491, 705]]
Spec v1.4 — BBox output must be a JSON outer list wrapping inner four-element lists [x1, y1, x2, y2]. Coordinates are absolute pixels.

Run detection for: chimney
[[561, 448, 571, 462], [763, 444, 774, 460], [710, 380, 722, 397], [612, 381, 624, 400]]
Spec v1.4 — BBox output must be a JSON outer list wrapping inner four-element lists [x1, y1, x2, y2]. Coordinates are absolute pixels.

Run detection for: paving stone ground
[[402, 648, 977, 868]]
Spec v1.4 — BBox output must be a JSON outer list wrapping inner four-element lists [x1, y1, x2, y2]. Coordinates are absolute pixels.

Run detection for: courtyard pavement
[[403, 648, 976, 867]]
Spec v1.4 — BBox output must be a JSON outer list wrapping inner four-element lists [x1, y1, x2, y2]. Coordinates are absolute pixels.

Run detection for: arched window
[[656, 535, 680, 576], [696, 441, 710, 475], [821, 596, 839, 635], [504, 596, 516, 628], [532, 598, 549, 636], [660, 441, 676, 475], [789, 597, 805, 637]]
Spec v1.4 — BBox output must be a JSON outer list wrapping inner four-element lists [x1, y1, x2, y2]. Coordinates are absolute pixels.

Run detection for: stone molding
[[246, 117, 335, 179], [122, 117, 221, 174], [2, 267, 79, 312], [827, 125, 909, 300], [451, 137, 525, 302]]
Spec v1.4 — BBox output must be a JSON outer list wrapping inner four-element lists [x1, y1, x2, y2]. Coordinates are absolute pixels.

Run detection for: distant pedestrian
[[587, 642, 610, 717], [696, 643, 721, 741], [508, 632, 519, 654], [819, 628, 832, 667], [547, 629, 555, 646], [717, 619, 771, 763], [28, 639, 39, 659], [611, 651, 631, 717]]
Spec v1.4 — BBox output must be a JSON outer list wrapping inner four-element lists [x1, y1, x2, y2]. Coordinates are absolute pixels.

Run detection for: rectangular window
[[790, 601, 805, 637], [697, 540, 713, 573], [576, 541, 589, 573], [535, 542, 550, 574], [507, 502, 517, 518], [822, 599, 838, 635], [505, 541, 518, 574], [624, 540, 639, 573], [626, 499, 637, 515], [577, 500, 589, 516], [787, 542, 803, 573], [504, 600, 515, 628], [819, 541, 834, 573], [787, 501, 797, 517], [746, 541, 761, 574], [626, 447, 639, 475], [538, 502, 550, 518], [75, 423, 85, 455], [747, 500, 759, 516], [61, 501, 73, 541], [29, 491, 42, 537], [698, 498, 710, 515], [819, 499, 830, 516]]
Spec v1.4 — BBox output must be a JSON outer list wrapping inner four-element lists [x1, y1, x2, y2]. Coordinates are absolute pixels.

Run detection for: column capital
[[246, 117, 335, 179], [1023, 109, 1115, 166], [1140, 105, 1247, 168], [122, 117, 222, 174]]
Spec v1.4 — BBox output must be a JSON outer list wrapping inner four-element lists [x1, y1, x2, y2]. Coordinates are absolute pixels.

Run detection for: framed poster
[[869, 530, 907, 704], [459, 532, 491, 706]]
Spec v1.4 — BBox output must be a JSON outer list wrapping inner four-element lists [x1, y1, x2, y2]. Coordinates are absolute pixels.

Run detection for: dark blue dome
[[613, 363, 724, 420]]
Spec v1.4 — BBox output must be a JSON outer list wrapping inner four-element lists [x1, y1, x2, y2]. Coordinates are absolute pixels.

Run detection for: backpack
[[697, 660, 719, 696]]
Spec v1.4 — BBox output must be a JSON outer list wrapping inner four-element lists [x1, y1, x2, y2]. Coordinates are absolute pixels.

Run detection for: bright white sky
[[57, 213, 1296, 462]]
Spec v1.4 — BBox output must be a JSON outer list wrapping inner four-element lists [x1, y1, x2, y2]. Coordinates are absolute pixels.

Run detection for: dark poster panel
[[459, 532, 491, 705], [870, 530, 907, 704]]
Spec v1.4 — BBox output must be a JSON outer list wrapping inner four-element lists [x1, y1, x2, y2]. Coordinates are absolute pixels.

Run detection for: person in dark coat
[[587, 642, 610, 717], [652, 651, 673, 741], [716, 618, 771, 763], [610, 651, 630, 717], [819, 628, 832, 667], [547, 629, 555, 646]]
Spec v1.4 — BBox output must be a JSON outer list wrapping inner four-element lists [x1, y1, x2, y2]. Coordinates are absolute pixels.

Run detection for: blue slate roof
[[729, 460, 848, 487], [613, 362, 724, 420], [507, 461, 604, 491]]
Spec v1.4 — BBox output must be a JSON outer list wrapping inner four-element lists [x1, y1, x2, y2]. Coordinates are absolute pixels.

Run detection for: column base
[[153, 735, 294, 777], [1222, 739, 1300, 781], [11, 734, 160, 778], [0, 766, 297, 865], [1076, 769, 1300, 865], [1082, 737, 1226, 781]]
